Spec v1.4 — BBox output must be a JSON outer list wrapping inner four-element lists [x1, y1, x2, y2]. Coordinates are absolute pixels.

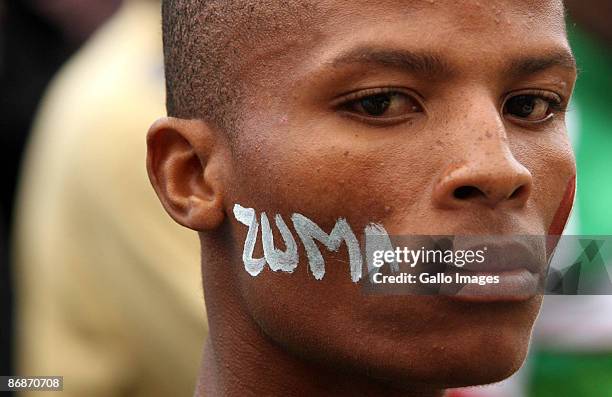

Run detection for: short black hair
[[162, 0, 317, 131]]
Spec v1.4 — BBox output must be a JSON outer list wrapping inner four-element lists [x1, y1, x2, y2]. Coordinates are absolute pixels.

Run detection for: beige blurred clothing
[[13, 1, 204, 396]]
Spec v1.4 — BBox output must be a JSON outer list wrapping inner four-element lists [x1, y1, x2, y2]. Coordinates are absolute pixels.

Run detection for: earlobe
[[146, 117, 225, 231]]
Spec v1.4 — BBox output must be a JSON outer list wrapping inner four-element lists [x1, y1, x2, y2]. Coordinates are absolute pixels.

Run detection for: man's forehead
[[264, 0, 568, 58], [318, 0, 564, 15], [238, 0, 570, 95], [316, 0, 566, 34]]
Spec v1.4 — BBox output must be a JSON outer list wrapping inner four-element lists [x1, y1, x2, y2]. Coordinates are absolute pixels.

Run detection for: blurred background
[[1, 0, 124, 384], [0, 0, 611, 396]]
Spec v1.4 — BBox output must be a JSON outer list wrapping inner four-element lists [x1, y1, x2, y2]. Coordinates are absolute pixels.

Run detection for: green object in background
[[571, 26, 612, 235], [528, 25, 612, 397], [529, 352, 612, 397]]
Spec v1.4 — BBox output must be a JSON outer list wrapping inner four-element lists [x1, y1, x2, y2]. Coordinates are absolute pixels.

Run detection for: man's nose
[[432, 141, 533, 210]]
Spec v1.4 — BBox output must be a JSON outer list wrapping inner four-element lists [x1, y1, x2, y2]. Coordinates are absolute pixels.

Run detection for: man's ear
[[146, 117, 225, 231]]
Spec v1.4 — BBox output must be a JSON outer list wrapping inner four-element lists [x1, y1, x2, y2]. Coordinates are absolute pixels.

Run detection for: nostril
[[509, 185, 526, 200], [453, 185, 484, 200]]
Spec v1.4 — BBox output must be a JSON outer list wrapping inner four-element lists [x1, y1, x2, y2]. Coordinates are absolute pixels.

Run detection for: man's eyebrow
[[505, 51, 577, 78], [329, 47, 454, 79]]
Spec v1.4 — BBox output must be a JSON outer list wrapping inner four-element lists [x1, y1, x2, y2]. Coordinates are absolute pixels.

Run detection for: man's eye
[[503, 94, 562, 123], [341, 90, 423, 121]]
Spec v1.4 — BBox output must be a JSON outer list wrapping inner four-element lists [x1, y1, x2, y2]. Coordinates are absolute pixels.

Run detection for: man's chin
[[346, 312, 534, 390], [366, 338, 529, 391], [280, 321, 532, 391]]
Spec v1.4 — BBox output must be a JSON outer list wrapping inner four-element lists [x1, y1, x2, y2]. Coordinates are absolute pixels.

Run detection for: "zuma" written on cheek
[[233, 204, 392, 282]]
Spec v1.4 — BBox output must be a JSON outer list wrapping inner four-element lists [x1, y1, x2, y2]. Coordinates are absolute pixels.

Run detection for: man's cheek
[[238, 153, 382, 224], [547, 175, 576, 236], [521, 133, 576, 236]]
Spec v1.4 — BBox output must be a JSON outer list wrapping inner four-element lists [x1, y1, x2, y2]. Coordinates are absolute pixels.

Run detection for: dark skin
[[147, 1, 577, 396]]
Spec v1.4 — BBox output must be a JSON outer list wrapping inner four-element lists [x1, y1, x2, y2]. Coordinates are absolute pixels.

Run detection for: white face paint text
[[233, 204, 390, 283]]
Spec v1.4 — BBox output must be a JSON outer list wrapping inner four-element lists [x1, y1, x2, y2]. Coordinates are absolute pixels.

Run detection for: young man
[[147, 1, 577, 395]]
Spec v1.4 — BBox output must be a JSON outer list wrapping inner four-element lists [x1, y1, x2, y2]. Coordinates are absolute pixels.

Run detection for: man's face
[[217, 0, 575, 388]]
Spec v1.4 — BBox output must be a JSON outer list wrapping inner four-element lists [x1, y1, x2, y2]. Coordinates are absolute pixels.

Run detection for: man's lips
[[439, 239, 547, 301], [365, 235, 548, 300], [451, 240, 546, 275]]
